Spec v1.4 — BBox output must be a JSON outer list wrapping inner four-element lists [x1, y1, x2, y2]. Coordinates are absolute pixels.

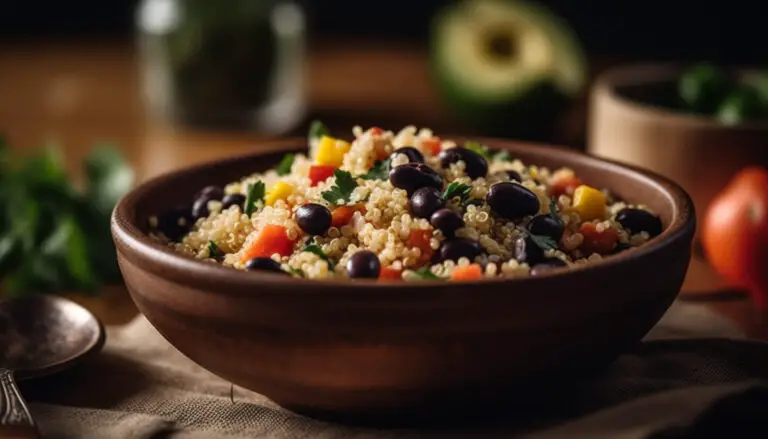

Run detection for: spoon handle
[[0, 369, 38, 439]]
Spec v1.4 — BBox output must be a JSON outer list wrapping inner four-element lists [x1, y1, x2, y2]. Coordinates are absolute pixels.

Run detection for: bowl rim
[[593, 62, 768, 130], [111, 137, 695, 295]]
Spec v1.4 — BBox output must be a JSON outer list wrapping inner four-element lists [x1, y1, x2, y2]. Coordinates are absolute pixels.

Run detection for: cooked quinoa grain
[[149, 124, 663, 281]]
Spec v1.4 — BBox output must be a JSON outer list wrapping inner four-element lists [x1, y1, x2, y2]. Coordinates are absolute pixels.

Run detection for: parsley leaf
[[275, 154, 295, 176], [244, 181, 266, 215], [464, 141, 491, 159], [412, 266, 442, 280], [321, 170, 358, 205], [208, 240, 224, 261], [492, 150, 512, 162], [442, 182, 472, 203], [548, 199, 564, 226], [308, 120, 330, 145], [525, 232, 559, 252], [361, 157, 391, 180], [302, 238, 335, 270]]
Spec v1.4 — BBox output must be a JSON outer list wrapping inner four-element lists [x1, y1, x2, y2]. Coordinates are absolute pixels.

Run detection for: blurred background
[[1, 0, 767, 332]]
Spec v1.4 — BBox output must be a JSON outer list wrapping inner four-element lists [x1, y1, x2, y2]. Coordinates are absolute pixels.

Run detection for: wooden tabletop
[[0, 39, 762, 337]]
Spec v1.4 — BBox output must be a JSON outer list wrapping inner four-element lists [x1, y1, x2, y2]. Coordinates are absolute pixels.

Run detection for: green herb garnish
[[308, 120, 330, 145], [442, 182, 472, 203], [464, 141, 491, 159], [275, 154, 295, 176], [321, 170, 358, 205], [208, 241, 224, 261], [412, 266, 442, 281], [0, 140, 133, 297], [244, 181, 266, 216], [302, 238, 335, 270], [524, 231, 559, 252], [360, 157, 391, 180], [548, 199, 564, 226], [492, 150, 512, 162]]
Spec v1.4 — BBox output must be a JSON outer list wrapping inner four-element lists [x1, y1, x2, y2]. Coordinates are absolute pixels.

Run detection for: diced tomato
[[421, 137, 441, 156], [451, 264, 483, 281], [309, 165, 337, 187], [407, 229, 434, 263], [241, 225, 297, 262], [379, 267, 403, 280], [579, 223, 620, 256], [369, 127, 383, 135], [550, 174, 583, 198], [331, 204, 364, 228]]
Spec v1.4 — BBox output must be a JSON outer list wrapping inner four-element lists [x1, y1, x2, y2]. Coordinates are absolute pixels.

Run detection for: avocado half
[[430, 0, 587, 139]]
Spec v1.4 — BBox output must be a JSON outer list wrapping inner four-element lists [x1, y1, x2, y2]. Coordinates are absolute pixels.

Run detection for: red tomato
[[407, 229, 434, 264], [369, 127, 383, 135], [379, 267, 403, 280], [421, 138, 441, 156], [308, 165, 336, 187], [550, 174, 583, 198], [702, 167, 768, 310], [579, 223, 620, 256]]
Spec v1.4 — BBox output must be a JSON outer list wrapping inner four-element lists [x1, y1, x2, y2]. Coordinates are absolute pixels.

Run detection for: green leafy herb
[[208, 241, 224, 261], [286, 267, 305, 278], [525, 232, 559, 252], [244, 181, 266, 215], [412, 267, 442, 281], [548, 199, 564, 226], [442, 182, 472, 203], [493, 150, 512, 162], [275, 154, 295, 176], [360, 157, 391, 180], [0, 139, 133, 297], [308, 120, 330, 145], [301, 238, 335, 270], [464, 141, 491, 159], [321, 170, 358, 205]]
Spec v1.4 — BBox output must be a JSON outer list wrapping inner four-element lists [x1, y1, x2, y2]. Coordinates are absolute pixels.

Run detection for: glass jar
[[136, 0, 306, 134]]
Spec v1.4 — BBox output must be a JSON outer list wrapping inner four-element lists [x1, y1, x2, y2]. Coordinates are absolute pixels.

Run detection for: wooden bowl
[[111, 138, 695, 421], [588, 63, 768, 242]]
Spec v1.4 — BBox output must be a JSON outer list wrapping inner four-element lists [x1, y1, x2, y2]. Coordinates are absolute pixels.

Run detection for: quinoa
[[148, 124, 663, 281]]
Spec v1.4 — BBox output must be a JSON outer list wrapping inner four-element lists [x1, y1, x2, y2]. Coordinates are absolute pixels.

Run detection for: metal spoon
[[0, 295, 105, 438]]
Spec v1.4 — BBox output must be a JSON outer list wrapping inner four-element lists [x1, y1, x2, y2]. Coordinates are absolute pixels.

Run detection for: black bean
[[410, 187, 444, 219], [529, 215, 564, 241], [530, 258, 568, 276], [486, 182, 540, 220], [513, 235, 546, 265], [437, 238, 483, 263], [615, 208, 663, 238], [245, 257, 288, 274], [392, 146, 424, 163], [494, 170, 522, 182], [195, 185, 224, 201], [192, 196, 213, 220], [222, 193, 246, 210], [296, 203, 332, 236], [389, 163, 443, 195], [438, 147, 488, 179], [430, 208, 464, 236], [346, 250, 381, 279], [157, 205, 192, 242]]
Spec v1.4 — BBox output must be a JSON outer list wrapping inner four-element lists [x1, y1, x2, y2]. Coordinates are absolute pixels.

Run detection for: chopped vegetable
[[241, 224, 296, 262], [407, 229, 434, 264], [308, 165, 337, 187], [451, 264, 483, 281], [265, 181, 294, 206], [275, 154, 295, 176], [523, 230, 558, 251], [550, 173, 582, 197], [361, 157, 391, 180], [379, 267, 403, 280], [464, 141, 491, 159], [579, 223, 620, 255], [492, 150, 512, 162], [442, 182, 472, 203], [302, 238, 335, 270], [411, 266, 442, 281], [315, 135, 351, 167], [331, 204, 364, 228], [321, 170, 358, 205], [308, 120, 330, 146], [421, 137, 441, 155], [244, 181, 266, 215], [0, 140, 133, 296], [571, 185, 607, 221]]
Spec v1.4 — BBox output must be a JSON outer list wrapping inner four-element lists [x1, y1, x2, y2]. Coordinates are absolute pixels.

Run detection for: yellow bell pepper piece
[[265, 181, 294, 206], [571, 185, 607, 221], [315, 136, 351, 167]]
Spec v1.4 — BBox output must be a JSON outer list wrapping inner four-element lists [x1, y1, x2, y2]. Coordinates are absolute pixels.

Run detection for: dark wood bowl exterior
[[112, 138, 695, 418]]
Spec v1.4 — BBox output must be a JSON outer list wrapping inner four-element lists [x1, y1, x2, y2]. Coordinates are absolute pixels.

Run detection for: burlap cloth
[[19, 300, 768, 439]]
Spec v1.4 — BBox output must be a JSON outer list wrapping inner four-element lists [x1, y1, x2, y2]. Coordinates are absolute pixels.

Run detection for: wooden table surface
[[0, 39, 763, 337]]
